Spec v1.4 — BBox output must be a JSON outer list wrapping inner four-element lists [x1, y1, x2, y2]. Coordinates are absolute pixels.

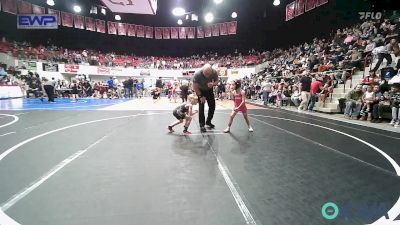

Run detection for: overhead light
[[191, 14, 198, 21], [73, 5, 81, 13], [46, 0, 55, 6], [90, 6, 97, 14], [115, 15, 121, 21], [101, 7, 106, 15], [231, 12, 237, 18], [273, 0, 280, 6], [205, 12, 214, 23], [214, 0, 223, 4], [186, 14, 189, 20], [172, 7, 186, 16], [177, 19, 183, 25]]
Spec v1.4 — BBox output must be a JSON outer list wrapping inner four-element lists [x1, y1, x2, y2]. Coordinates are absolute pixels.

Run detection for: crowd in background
[[2, 12, 400, 127], [235, 14, 400, 127], [0, 38, 260, 69]]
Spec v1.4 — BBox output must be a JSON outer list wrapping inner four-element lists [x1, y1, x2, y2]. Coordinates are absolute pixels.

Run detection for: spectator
[[371, 85, 390, 123], [390, 84, 400, 127], [298, 73, 312, 111], [308, 77, 323, 111], [291, 86, 301, 107], [371, 42, 392, 72], [359, 85, 376, 121], [344, 84, 364, 119]]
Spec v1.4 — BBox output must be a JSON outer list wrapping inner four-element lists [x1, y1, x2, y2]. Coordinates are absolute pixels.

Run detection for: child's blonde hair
[[188, 94, 197, 103]]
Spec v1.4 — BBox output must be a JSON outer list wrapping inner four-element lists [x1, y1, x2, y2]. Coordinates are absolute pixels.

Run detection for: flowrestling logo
[[17, 14, 58, 29], [359, 12, 382, 20], [321, 201, 397, 223]]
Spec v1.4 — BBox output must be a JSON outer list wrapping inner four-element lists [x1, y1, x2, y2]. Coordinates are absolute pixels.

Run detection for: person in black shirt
[[155, 77, 163, 99], [192, 64, 219, 132], [127, 77, 134, 98], [298, 73, 312, 111]]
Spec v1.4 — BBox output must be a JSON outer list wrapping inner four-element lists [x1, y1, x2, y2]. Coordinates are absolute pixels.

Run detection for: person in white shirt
[[371, 43, 392, 72]]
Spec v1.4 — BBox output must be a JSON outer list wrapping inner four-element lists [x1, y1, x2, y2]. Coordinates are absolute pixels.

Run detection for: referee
[[192, 64, 219, 132]]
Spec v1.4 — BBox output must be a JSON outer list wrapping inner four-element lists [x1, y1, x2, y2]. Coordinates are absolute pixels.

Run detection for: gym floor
[[0, 98, 399, 225]]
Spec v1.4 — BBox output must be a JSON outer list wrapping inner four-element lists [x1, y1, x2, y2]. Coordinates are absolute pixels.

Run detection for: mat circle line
[[0, 114, 19, 129], [0, 112, 398, 225]]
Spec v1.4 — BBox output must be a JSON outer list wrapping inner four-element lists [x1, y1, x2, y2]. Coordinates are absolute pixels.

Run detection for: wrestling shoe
[[248, 127, 254, 132], [223, 127, 230, 133], [206, 122, 215, 129], [183, 130, 192, 135], [168, 126, 174, 132], [200, 126, 207, 133]]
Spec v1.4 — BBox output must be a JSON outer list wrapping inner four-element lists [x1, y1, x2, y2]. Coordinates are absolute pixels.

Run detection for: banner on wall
[[61, 11, 73, 27], [217, 67, 228, 77], [97, 67, 111, 74], [163, 27, 170, 39], [96, 19, 106, 33], [2, 0, 17, 14], [197, 26, 204, 39], [170, 27, 178, 39], [136, 25, 145, 37], [32, 4, 44, 14], [179, 27, 186, 39], [100, 0, 157, 15], [42, 63, 59, 72], [287, 0, 327, 20], [64, 65, 79, 73], [219, 23, 228, 36], [108, 21, 117, 35], [317, 0, 328, 6], [145, 26, 153, 38], [305, 0, 317, 12], [227, 21, 237, 35], [17, 1, 32, 14], [155, 27, 162, 39], [204, 25, 212, 38], [118, 23, 127, 35], [182, 70, 196, 76], [85, 17, 95, 31], [48, 8, 61, 25], [286, 2, 295, 21], [212, 24, 219, 37], [127, 24, 136, 36], [187, 27, 195, 39], [18, 60, 36, 70], [294, 0, 305, 16], [74, 15, 85, 29]]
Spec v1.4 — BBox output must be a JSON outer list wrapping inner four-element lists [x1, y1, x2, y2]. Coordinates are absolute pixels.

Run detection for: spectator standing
[[298, 73, 312, 111]]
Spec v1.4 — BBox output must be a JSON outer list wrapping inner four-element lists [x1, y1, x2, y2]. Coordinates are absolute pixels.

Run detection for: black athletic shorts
[[173, 110, 185, 120]]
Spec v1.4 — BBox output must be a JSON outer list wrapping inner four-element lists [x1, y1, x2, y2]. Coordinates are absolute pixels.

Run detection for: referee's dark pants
[[44, 85, 55, 102], [199, 89, 216, 127]]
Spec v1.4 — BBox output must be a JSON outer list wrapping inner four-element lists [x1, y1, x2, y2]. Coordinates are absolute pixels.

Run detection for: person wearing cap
[[192, 64, 219, 132]]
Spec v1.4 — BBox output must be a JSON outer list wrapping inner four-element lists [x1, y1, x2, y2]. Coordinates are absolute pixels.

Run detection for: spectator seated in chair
[[344, 84, 364, 119]]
